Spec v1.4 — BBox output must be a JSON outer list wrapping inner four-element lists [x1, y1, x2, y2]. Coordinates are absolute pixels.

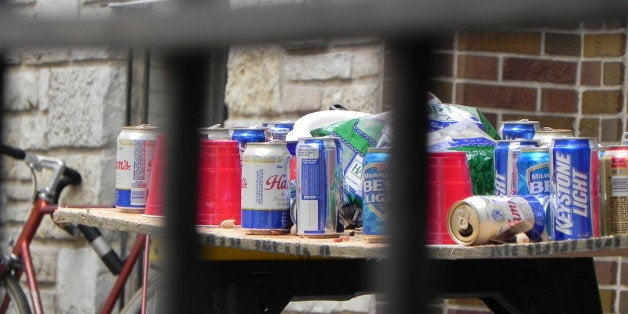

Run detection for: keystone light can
[[447, 195, 548, 245], [231, 127, 270, 153], [115, 124, 159, 212], [241, 142, 291, 234], [499, 119, 540, 140], [515, 147, 550, 197], [494, 140, 539, 196], [532, 127, 573, 147], [600, 146, 628, 235], [296, 137, 344, 238], [362, 148, 390, 243], [548, 137, 599, 240]]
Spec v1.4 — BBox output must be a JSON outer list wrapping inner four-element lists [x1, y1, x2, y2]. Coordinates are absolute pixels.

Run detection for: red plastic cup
[[145, 134, 166, 217], [197, 140, 241, 226], [427, 151, 474, 245]]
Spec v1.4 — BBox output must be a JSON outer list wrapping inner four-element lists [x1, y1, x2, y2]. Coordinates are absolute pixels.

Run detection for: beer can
[[549, 137, 599, 240], [600, 145, 628, 235], [241, 142, 291, 234], [295, 137, 344, 237], [447, 195, 548, 245], [265, 122, 295, 141], [199, 127, 230, 140], [622, 132, 628, 145], [499, 119, 540, 140], [115, 124, 159, 212], [532, 127, 573, 147], [515, 147, 550, 197], [362, 148, 390, 243], [231, 127, 270, 153], [494, 140, 539, 195]]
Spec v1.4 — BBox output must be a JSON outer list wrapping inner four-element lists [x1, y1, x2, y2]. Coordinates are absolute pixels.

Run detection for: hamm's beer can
[[241, 142, 291, 234], [499, 119, 540, 140], [362, 148, 390, 243], [515, 147, 550, 196], [296, 137, 344, 237], [115, 124, 158, 212], [600, 146, 628, 235], [532, 127, 573, 147], [549, 137, 599, 240], [447, 195, 548, 245], [494, 140, 539, 195]]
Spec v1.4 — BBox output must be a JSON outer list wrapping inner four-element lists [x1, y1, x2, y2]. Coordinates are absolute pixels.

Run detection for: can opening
[[456, 209, 473, 237]]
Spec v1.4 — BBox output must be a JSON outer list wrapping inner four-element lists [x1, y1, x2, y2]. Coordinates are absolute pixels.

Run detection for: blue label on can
[[241, 210, 290, 229], [362, 150, 389, 236], [522, 195, 547, 241], [500, 121, 539, 140], [517, 150, 550, 196]]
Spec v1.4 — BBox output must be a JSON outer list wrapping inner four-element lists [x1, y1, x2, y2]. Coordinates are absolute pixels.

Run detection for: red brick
[[458, 31, 541, 55], [605, 18, 627, 29], [595, 261, 617, 285], [545, 33, 581, 56], [602, 118, 623, 142], [434, 32, 455, 50], [503, 58, 577, 84], [541, 89, 577, 113], [583, 19, 604, 29], [457, 55, 498, 80], [481, 112, 499, 130], [432, 52, 453, 77], [580, 61, 601, 86], [430, 80, 453, 103], [579, 118, 599, 138], [582, 90, 623, 114], [455, 84, 536, 110], [599, 289, 615, 313], [603, 62, 624, 86], [504, 114, 575, 131], [584, 34, 627, 57]]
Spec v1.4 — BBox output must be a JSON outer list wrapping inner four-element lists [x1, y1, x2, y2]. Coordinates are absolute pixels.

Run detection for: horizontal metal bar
[[0, 0, 625, 47]]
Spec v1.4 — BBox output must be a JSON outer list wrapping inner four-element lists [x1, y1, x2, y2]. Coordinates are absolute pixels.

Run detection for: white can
[[115, 124, 158, 213]]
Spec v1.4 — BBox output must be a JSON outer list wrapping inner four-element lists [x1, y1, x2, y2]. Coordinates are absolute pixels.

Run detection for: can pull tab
[[456, 209, 473, 237]]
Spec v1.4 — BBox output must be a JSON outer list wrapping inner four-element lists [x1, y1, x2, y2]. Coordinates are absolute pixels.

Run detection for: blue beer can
[[264, 122, 295, 141], [499, 119, 540, 140], [494, 140, 539, 195], [362, 148, 390, 242], [516, 147, 550, 196], [295, 137, 344, 237], [231, 127, 270, 153], [549, 137, 599, 240]]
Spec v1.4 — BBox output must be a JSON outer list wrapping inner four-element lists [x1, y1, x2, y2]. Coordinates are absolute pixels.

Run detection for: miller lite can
[[447, 195, 548, 245], [241, 142, 291, 234], [499, 119, 540, 140], [494, 140, 539, 195], [296, 137, 344, 238], [115, 124, 159, 213], [548, 137, 599, 240]]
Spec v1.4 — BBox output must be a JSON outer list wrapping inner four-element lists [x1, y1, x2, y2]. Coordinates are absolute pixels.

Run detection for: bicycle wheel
[[0, 275, 32, 314], [119, 273, 164, 314]]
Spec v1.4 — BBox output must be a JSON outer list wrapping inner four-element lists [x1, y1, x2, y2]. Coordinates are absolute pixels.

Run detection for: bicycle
[[0, 144, 156, 314]]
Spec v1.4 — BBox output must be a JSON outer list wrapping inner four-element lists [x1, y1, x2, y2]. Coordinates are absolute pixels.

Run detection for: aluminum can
[[265, 122, 295, 141], [549, 137, 599, 240], [295, 137, 344, 237], [600, 145, 628, 235], [447, 195, 548, 245], [362, 148, 390, 243], [241, 142, 291, 234], [532, 127, 573, 147], [622, 132, 628, 145], [115, 124, 159, 212], [499, 119, 540, 140], [515, 147, 550, 197], [494, 140, 539, 196], [231, 127, 270, 153], [199, 127, 230, 140]]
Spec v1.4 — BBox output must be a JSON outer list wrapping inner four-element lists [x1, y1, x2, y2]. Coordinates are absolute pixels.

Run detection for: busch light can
[[115, 124, 159, 212], [362, 148, 390, 243], [494, 140, 539, 195], [296, 137, 344, 237], [549, 137, 599, 240], [532, 127, 573, 147], [241, 142, 291, 234], [447, 195, 548, 245], [515, 147, 550, 197], [231, 127, 270, 153], [599, 146, 628, 235], [499, 119, 540, 140]]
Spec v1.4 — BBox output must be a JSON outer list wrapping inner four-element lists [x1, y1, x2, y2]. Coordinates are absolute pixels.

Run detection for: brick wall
[[1, 2, 129, 313], [424, 21, 628, 314]]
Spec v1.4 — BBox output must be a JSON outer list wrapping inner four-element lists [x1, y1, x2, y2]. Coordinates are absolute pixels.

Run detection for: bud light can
[[447, 195, 548, 245], [549, 137, 599, 240], [115, 124, 159, 213], [296, 137, 344, 237], [515, 147, 550, 197], [494, 140, 539, 195], [499, 119, 540, 140], [231, 127, 270, 153], [241, 142, 291, 234], [362, 148, 390, 243]]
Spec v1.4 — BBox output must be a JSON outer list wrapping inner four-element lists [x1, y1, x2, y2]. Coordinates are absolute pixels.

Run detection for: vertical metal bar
[[162, 51, 209, 313], [387, 39, 432, 313]]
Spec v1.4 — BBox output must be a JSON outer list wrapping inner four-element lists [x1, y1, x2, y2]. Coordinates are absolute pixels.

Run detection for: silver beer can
[[532, 127, 573, 147], [199, 127, 230, 140]]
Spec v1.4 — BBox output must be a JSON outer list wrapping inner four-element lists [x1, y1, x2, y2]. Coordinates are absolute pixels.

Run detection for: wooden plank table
[[53, 207, 612, 313]]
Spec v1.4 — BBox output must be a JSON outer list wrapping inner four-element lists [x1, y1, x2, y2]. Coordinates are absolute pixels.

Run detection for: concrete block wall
[[1, 1, 128, 313]]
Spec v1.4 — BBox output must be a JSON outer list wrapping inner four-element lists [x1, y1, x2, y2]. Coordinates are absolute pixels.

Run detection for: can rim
[[501, 119, 540, 125], [122, 124, 158, 130], [231, 127, 269, 130]]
